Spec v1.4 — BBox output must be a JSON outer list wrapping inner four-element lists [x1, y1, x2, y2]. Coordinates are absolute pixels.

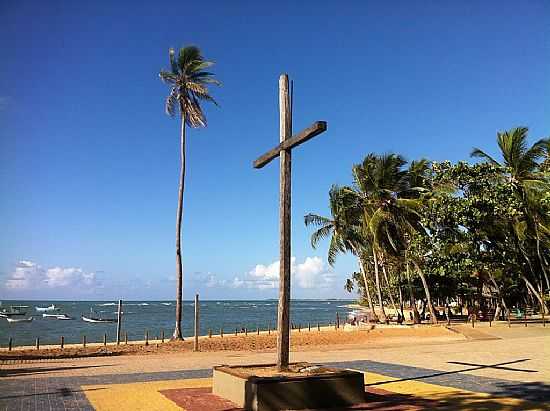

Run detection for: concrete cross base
[[212, 363, 365, 411]]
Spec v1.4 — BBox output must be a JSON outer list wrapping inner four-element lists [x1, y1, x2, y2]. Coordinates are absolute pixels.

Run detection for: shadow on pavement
[[0, 387, 105, 400], [0, 364, 113, 377]]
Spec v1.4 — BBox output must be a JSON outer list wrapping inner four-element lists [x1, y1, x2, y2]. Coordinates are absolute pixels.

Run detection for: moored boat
[[35, 304, 60, 312], [81, 315, 116, 323], [6, 316, 33, 323], [43, 313, 73, 320], [0, 306, 27, 317]]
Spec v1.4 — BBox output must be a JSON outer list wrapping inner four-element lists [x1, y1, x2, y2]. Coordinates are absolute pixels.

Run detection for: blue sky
[[1, 1, 548, 300]]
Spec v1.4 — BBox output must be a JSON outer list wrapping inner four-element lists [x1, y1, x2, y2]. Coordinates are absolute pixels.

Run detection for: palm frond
[[310, 225, 334, 249], [165, 89, 178, 117], [304, 213, 332, 227], [159, 70, 177, 84], [470, 148, 501, 166], [178, 46, 201, 70], [327, 235, 345, 266], [169, 48, 178, 74]]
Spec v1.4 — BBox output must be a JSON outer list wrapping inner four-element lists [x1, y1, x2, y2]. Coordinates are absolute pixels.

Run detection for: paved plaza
[[1, 325, 549, 410]]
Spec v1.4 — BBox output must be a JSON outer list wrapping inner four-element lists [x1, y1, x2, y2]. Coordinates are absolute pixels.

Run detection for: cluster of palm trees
[[306, 128, 549, 322]]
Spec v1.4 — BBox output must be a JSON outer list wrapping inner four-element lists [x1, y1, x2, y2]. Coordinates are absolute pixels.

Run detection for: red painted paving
[[159, 386, 441, 410]]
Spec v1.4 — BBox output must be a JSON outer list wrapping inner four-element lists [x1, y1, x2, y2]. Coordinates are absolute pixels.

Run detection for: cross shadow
[[447, 359, 537, 373], [364, 359, 536, 387]]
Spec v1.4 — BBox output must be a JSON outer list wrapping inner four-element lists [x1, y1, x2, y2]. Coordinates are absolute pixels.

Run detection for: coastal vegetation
[[306, 127, 550, 322], [159, 46, 220, 339]]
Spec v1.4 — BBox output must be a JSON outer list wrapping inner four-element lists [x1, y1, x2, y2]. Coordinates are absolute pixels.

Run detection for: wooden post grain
[[116, 299, 123, 345], [276, 74, 292, 371], [252, 74, 327, 372], [194, 294, 199, 352]]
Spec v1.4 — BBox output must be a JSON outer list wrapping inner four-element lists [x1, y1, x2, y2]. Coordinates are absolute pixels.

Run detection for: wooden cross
[[253, 74, 327, 371]]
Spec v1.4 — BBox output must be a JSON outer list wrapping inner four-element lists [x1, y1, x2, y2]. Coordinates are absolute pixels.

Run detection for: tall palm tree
[[305, 186, 379, 320], [350, 154, 407, 323], [159, 46, 220, 339], [352, 154, 438, 323]]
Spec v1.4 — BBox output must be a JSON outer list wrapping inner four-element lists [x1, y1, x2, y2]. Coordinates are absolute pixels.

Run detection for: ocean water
[[0, 300, 355, 347]]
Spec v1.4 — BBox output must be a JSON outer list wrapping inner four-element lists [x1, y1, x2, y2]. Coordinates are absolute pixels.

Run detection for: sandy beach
[[0, 323, 457, 359]]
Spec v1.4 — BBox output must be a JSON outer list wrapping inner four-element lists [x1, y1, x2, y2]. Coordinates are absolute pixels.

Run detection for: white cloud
[[232, 256, 336, 290], [4, 261, 98, 291], [206, 273, 226, 288], [249, 260, 280, 280]]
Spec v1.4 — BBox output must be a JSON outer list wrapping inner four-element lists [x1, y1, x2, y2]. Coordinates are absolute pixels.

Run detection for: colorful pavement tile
[[80, 371, 547, 411], [2, 360, 549, 410]]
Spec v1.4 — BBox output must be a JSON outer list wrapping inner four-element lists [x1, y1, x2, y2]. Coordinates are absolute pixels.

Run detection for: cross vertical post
[[253, 73, 327, 372], [277, 74, 292, 371]]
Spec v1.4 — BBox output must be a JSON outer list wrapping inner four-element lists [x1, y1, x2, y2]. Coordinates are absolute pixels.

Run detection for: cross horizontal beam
[[253, 121, 327, 169]]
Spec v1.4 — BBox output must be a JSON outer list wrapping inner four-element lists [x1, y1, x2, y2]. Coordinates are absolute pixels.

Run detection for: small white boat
[[0, 306, 28, 317], [6, 316, 33, 323], [43, 313, 73, 320], [35, 304, 60, 312], [81, 315, 116, 323]]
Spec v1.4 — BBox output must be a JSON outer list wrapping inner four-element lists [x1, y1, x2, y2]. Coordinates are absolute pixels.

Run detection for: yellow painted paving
[[82, 372, 548, 411], [83, 378, 211, 411], [363, 372, 548, 411]]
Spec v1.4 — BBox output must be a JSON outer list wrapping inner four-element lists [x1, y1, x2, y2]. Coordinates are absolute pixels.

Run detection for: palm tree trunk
[[398, 282, 404, 318], [522, 274, 549, 315], [406, 256, 421, 323], [488, 270, 507, 320], [173, 112, 186, 340], [357, 257, 378, 322], [382, 264, 398, 317], [535, 228, 550, 292], [373, 250, 387, 322], [413, 260, 437, 324]]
